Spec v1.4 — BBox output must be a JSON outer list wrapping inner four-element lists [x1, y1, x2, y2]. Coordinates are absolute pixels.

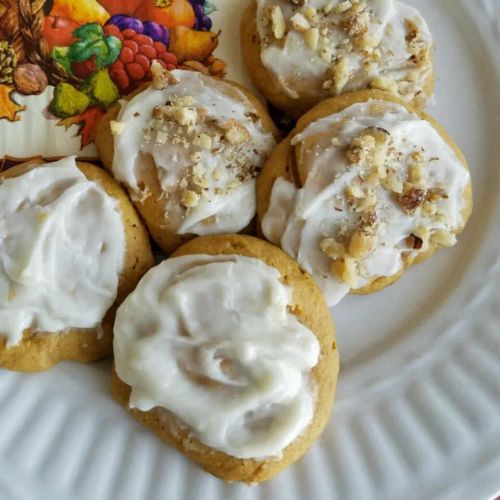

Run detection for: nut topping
[[219, 119, 251, 145], [398, 186, 426, 214], [266, 5, 286, 40], [151, 61, 179, 89]]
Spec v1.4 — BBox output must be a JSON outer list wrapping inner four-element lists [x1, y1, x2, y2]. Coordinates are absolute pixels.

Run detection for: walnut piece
[[151, 61, 179, 89], [266, 5, 286, 40], [220, 119, 250, 145], [348, 229, 376, 258], [193, 133, 213, 150], [398, 186, 426, 214], [430, 229, 457, 247], [332, 1, 352, 14], [345, 134, 376, 165], [330, 257, 358, 288], [304, 27, 320, 50], [341, 11, 370, 38], [320, 238, 345, 260], [381, 171, 403, 194], [290, 12, 311, 32], [324, 56, 350, 95], [110, 120, 126, 136], [180, 189, 200, 208], [369, 76, 398, 94], [405, 19, 427, 65]]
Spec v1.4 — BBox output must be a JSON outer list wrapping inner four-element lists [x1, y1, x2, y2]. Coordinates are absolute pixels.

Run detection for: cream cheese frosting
[[256, 0, 433, 106], [0, 157, 125, 346], [114, 254, 320, 459], [262, 100, 470, 306], [112, 69, 276, 236]]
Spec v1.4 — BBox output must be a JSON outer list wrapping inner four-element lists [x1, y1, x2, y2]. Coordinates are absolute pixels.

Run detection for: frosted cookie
[[0, 157, 154, 372], [257, 91, 472, 306], [94, 67, 279, 254], [241, 0, 434, 117], [112, 234, 338, 483]]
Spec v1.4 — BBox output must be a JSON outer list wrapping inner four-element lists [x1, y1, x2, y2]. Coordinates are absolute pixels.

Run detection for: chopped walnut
[[193, 133, 213, 150], [290, 12, 311, 32], [398, 186, 426, 214], [191, 151, 202, 164], [220, 119, 251, 145], [369, 76, 398, 94], [381, 171, 403, 194], [360, 209, 377, 227], [359, 33, 378, 50], [405, 19, 427, 65], [303, 6, 317, 21], [408, 162, 425, 184], [351, 0, 367, 13], [364, 127, 391, 146], [422, 201, 437, 217], [345, 184, 364, 200], [174, 107, 197, 128], [150, 61, 179, 89], [110, 120, 126, 136], [304, 27, 320, 50], [324, 56, 350, 95], [266, 5, 286, 40], [426, 187, 448, 202], [320, 237, 345, 260], [152, 102, 198, 130], [330, 257, 358, 288], [332, 1, 352, 14], [319, 46, 333, 63], [180, 189, 200, 208], [355, 193, 377, 212], [155, 130, 168, 144], [341, 10, 370, 38], [345, 134, 376, 165], [348, 229, 376, 258], [430, 229, 457, 247]]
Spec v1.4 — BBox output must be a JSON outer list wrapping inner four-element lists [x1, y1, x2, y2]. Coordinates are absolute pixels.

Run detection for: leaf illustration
[[0, 85, 26, 121], [205, 1, 217, 15], [57, 106, 104, 149]]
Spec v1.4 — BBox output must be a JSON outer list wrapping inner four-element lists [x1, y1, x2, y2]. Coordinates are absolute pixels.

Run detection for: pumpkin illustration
[[134, 0, 196, 29]]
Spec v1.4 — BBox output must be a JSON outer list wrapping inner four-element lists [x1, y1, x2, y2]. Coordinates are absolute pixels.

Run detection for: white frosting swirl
[[114, 254, 320, 459], [112, 70, 276, 236], [256, 0, 433, 105], [262, 100, 470, 306], [0, 157, 126, 346]]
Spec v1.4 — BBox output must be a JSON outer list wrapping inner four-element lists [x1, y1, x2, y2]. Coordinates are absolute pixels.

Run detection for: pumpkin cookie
[[257, 90, 473, 306], [241, 0, 434, 118], [112, 234, 339, 483], [0, 157, 154, 372], [94, 67, 279, 254]]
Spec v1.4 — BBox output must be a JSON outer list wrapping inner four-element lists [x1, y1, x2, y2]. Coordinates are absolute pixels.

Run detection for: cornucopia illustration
[[0, 0, 224, 147]]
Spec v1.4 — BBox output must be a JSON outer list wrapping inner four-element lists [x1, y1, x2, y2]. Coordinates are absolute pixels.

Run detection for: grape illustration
[[188, 0, 213, 31], [105, 24, 177, 93]]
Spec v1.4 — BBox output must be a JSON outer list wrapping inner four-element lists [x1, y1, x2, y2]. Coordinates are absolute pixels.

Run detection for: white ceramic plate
[[1, 1, 499, 499]]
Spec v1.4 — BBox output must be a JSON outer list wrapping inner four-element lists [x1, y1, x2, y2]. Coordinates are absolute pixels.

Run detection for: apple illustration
[[43, 16, 81, 50]]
